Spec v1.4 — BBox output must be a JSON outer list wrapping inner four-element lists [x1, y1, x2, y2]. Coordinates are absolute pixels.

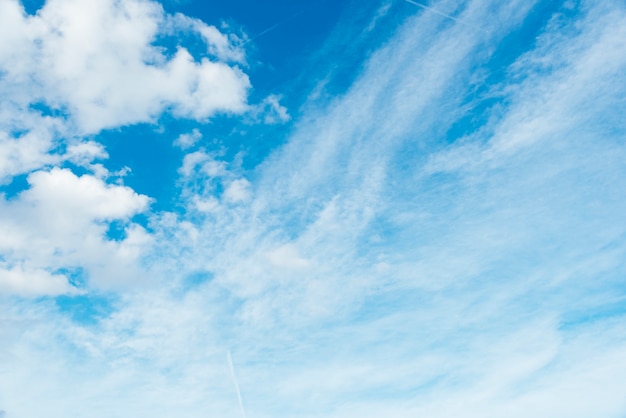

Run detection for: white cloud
[[179, 150, 227, 178], [0, 0, 255, 293], [0, 0, 251, 136], [65, 142, 108, 166], [0, 113, 62, 184], [174, 128, 202, 150], [366, 1, 392, 32], [223, 178, 251, 204], [252, 94, 291, 124], [0, 168, 152, 292], [267, 244, 310, 269], [23, 168, 149, 221], [0, 264, 79, 297], [167, 13, 246, 63]]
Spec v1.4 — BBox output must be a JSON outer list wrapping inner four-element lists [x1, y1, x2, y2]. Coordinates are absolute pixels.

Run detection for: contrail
[[227, 350, 248, 418], [403, 0, 488, 32], [244, 22, 283, 44], [243, 0, 329, 45]]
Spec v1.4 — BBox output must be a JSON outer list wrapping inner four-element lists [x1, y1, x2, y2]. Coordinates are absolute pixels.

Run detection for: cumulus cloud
[[0, 0, 256, 295], [23, 168, 149, 221], [0, 114, 62, 184], [0, 168, 151, 293], [0, 0, 253, 194], [0, 0, 251, 134]]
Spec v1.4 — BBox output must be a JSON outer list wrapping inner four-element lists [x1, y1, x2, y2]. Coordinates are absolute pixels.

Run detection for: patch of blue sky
[[173, 0, 345, 64], [180, 270, 215, 292], [53, 266, 88, 289], [0, 173, 29, 199], [18, 0, 45, 15], [95, 107, 283, 215], [104, 219, 131, 241], [28, 101, 69, 119], [96, 124, 185, 212], [45, 268, 119, 326], [54, 293, 118, 326]]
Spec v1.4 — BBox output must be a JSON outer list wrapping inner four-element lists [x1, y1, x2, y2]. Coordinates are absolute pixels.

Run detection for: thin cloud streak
[[228, 350, 248, 418], [403, 0, 488, 32]]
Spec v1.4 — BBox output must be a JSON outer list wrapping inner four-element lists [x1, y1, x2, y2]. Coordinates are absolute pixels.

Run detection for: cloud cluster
[[0, 0, 250, 134], [0, 168, 151, 295], [0, 0, 254, 296]]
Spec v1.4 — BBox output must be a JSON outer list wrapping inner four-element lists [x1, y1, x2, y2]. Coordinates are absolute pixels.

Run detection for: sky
[[0, 0, 626, 417]]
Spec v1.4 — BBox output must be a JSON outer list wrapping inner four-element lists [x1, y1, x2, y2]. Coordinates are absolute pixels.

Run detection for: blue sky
[[1, 0, 626, 417]]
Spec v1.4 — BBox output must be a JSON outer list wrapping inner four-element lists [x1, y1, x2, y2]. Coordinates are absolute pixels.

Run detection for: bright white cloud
[[0, 0, 252, 190], [0, 113, 62, 184], [0, 168, 152, 294], [0, 0, 251, 133], [0, 265, 79, 297], [0, 0, 255, 296], [23, 168, 149, 220]]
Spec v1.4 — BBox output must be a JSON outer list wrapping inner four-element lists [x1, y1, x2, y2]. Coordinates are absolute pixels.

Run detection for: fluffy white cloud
[[0, 265, 79, 297], [22, 168, 149, 221], [0, 0, 258, 295], [0, 0, 253, 191], [0, 168, 152, 295], [0, 113, 62, 184], [0, 0, 251, 134]]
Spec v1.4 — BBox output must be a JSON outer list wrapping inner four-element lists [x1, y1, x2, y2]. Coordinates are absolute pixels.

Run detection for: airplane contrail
[[403, 0, 488, 32], [227, 351, 248, 418], [243, 0, 329, 45], [244, 22, 283, 44]]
